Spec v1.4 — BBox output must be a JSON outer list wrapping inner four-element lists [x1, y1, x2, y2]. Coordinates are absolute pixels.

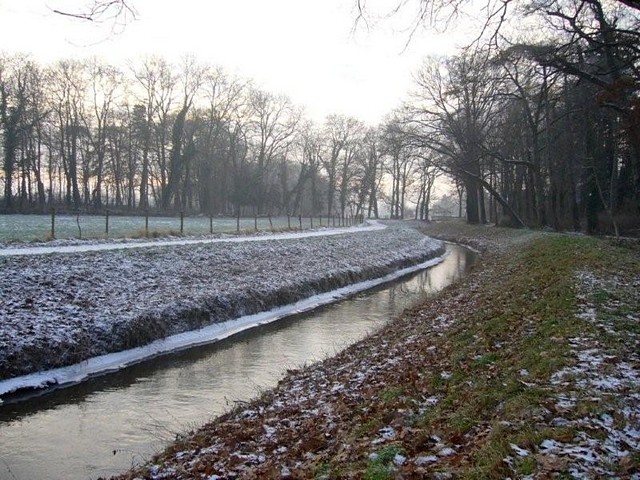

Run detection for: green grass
[[516, 456, 536, 475], [379, 386, 404, 402], [355, 417, 383, 438], [364, 445, 405, 480], [404, 226, 638, 478], [314, 461, 331, 479]]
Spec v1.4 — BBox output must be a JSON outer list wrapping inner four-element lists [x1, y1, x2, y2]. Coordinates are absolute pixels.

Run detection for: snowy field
[[0, 223, 443, 389], [0, 214, 323, 243]]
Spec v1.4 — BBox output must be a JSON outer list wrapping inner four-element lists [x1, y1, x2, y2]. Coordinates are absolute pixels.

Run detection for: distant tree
[[0, 50, 395, 219], [319, 115, 364, 219], [359, 127, 385, 219], [247, 90, 300, 213], [22, 60, 49, 210], [104, 106, 132, 208], [162, 56, 204, 211], [382, 114, 418, 220], [195, 67, 249, 215], [0, 55, 31, 210], [336, 119, 365, 219], [298, 122, 325, 215], [413, 153, 440, 221], [82, 58, 122, 209], [47, 59, 89, 209], [146, 57, 176, 205]]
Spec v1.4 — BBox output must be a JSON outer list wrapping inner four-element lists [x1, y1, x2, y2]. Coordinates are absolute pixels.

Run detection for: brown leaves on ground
[[112, 221, 639, 480]]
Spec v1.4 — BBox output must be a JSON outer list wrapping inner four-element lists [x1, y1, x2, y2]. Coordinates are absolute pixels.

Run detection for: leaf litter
[[110, 222, 639, 479]]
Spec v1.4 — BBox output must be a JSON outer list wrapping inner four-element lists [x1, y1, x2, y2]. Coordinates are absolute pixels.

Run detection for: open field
[[0, 214, 334, 243]]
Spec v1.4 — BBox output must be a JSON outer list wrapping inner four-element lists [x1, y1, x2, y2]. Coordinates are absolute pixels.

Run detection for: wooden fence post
[[105, 209, 110, 237], [145, 210, 149, 237], [180, 211, 184, 234], [76, 211, 82, 239], [50, 208, 56, 239]]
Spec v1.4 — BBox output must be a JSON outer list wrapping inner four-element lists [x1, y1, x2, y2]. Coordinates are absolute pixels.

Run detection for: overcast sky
[[0, 0, 470, 124]]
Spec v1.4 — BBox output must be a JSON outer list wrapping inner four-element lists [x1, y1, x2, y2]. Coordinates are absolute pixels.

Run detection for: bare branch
[[52, 1, 137, 24]]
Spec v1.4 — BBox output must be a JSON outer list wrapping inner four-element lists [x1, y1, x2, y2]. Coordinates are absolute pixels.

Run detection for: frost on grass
[[81, 225, 640, 479], [536, 270, 640, 479], [0, 225, 443, 380], [110, 248, 476, 480]]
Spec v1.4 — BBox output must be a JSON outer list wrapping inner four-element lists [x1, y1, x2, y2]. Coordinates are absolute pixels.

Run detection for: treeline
[[387, 0, 640, 235], [0, 55, 438, 220], [2, 0, 639, 235]]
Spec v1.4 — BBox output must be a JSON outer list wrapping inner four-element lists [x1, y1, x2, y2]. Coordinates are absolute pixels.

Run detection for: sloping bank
[[0, 223, 443, 391], [111, 221, 638, 479]]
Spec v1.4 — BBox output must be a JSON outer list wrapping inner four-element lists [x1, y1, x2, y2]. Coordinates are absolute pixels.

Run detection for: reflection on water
[[0, 244, 476, 480]]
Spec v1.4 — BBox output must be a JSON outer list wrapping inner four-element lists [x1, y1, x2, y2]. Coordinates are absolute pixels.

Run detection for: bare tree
[[195, 67, 250, 214], [0, 49, 402, 220], [23, 60, 49, 210], [297, 122, 325, 216], [408, 53, 527, 226], [162, 56, 205, 211], [337, 119, 366, 219], [46, 60, 89, 209], [247, 89, 300, 213], [358, 127, 385, 219], [146, 57, 176, 205], [413, 153, 440, 220], [81, 58, 122, 209], [129, 57, 162, 209], [319, 115, 364, 219], [0, 55, 31, 210]]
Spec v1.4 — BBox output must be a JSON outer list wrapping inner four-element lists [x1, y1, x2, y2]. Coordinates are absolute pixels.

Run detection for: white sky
[[0, 0, 470, 125]]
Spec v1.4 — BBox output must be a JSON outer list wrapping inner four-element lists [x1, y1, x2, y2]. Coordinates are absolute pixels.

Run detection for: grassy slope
[[396, 221, 639, 479], [113, 221, 639, 479]]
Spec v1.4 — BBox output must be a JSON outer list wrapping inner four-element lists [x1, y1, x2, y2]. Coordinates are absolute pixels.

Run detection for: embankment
[[111, 220, 639, 479], [0, 223, 443, 382]]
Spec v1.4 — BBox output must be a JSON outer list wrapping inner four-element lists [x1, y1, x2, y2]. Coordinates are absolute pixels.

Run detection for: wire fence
[[0, 211, 365, 243]]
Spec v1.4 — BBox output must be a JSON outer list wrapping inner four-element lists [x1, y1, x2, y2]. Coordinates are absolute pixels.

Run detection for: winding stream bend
[[0, 244, 476, 480]]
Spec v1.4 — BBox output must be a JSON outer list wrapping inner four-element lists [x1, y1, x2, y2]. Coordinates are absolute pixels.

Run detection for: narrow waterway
[[0, 244, 476, 480]]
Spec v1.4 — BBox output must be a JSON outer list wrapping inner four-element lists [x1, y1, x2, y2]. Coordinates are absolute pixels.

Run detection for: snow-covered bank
[[0, 254, 446, 400], [0, 223, 443, 391]]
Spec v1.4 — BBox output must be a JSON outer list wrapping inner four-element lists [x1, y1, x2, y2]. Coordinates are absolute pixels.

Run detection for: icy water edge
[[0, 244, 477, 480]]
